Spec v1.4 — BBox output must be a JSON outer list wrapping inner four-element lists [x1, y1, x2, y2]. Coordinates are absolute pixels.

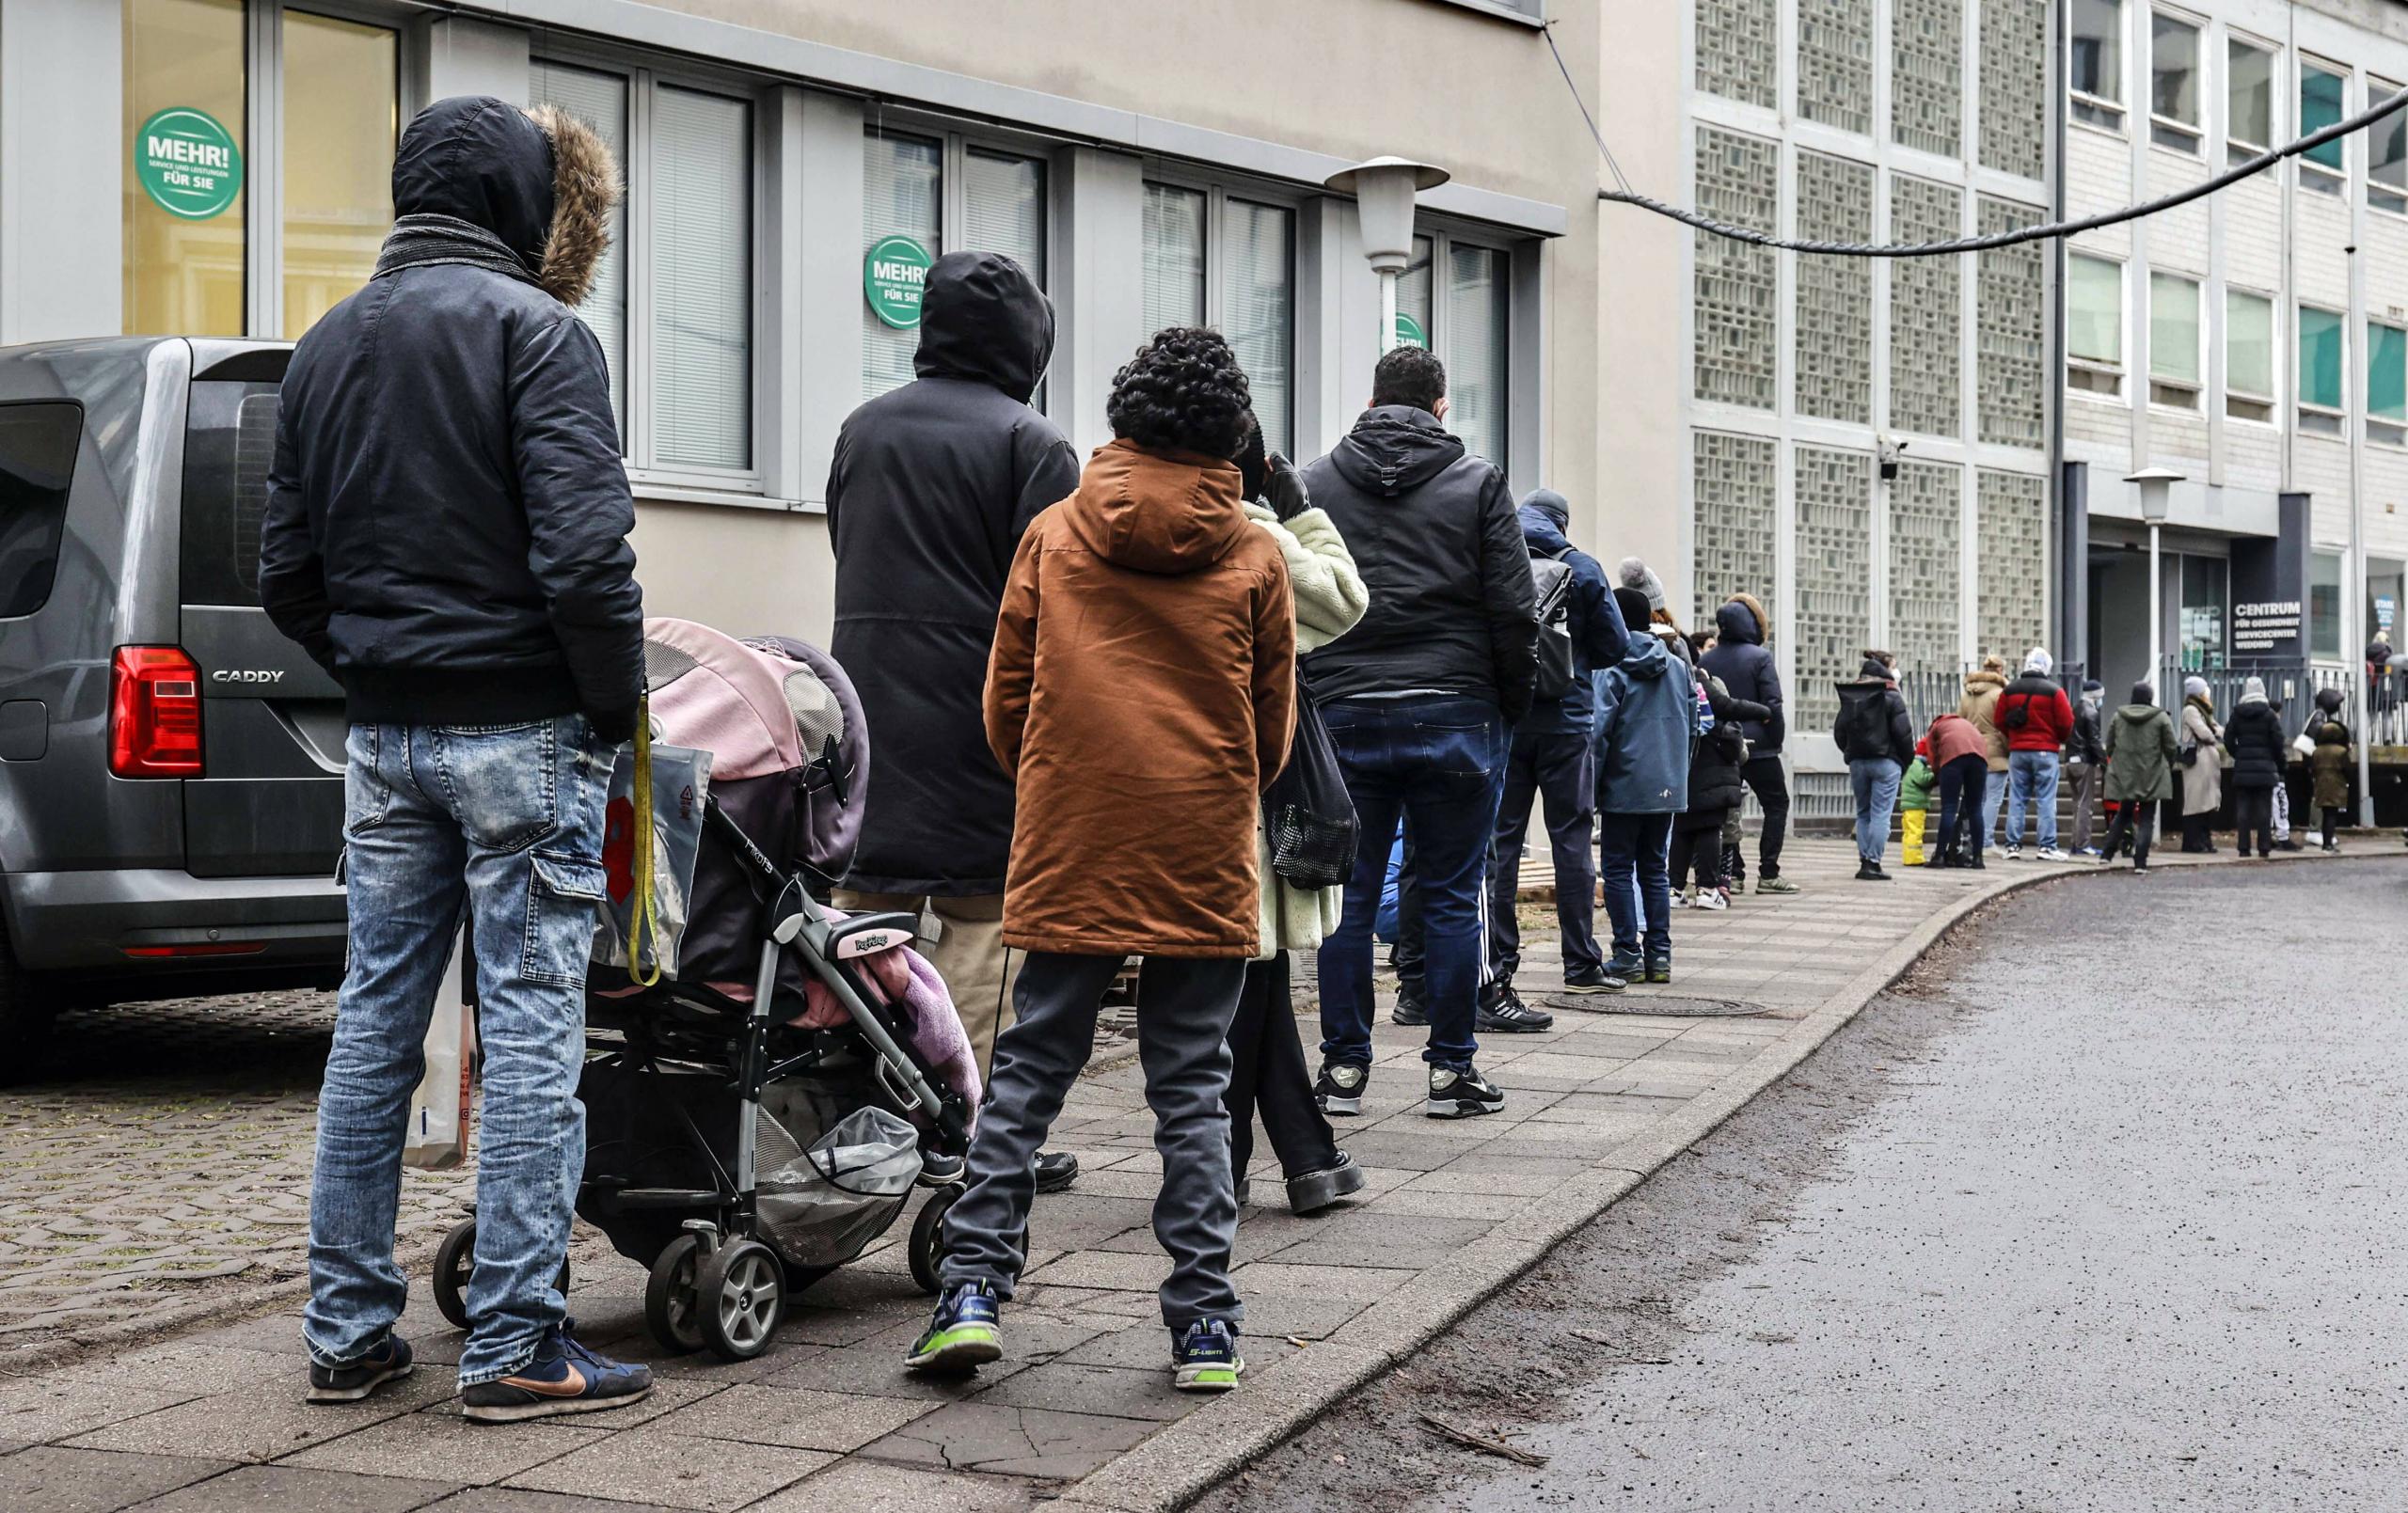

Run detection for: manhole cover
[[1542, 993, 1768, 1017]]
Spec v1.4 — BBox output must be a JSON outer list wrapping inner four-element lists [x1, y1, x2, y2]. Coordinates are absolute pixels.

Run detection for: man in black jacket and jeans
[[1306, 347, 1538, 1121], [1832, 652, 1916, 881], [261, 97, 652, 1421], [826, 251, 1081, 1191]]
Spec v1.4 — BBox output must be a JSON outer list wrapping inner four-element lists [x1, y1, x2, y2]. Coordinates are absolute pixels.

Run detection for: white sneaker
[[2002, 844, 2023, 859], [1669, 890, 1691, 909], [1694, 890, 1728, 911], [2037, 846, 2068, 861]]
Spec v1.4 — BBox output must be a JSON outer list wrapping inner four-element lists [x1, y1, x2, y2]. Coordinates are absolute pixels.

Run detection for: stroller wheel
[[644, 1234, 707, 1355], [909, 1183, 964, 1297], [432, 1219, 478, 1332], [699, 1238, 784, 1362], [436, 1219, 574, 1333]]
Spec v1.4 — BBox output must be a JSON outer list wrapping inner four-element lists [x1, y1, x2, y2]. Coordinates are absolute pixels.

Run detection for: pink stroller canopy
[[644, 619, 804, 780]]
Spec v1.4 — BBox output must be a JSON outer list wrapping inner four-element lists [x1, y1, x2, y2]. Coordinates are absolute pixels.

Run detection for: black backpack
[[1529, 547, 1577, 702]]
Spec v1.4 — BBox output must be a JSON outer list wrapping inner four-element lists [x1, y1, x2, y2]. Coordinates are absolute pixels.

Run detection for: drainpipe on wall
[[2051, 0, 2072, 661]]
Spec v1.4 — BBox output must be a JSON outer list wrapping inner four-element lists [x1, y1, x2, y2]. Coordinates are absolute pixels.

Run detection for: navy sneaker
[[460, 1326, 652, 1424], [1172, 1317, 1245, 1393], [1562, 964, 1625, 994], [904, 1281, 1003, 1374], [1603, 953, 1644, 981], [307, 1333, 415, 1404]]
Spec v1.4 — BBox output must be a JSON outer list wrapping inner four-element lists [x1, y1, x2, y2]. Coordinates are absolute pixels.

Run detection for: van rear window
[[181, 380, 280, 608], [0, 402, 82, 619]]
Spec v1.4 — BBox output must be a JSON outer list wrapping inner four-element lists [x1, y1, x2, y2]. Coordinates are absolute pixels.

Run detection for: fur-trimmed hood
[[390, 96, 620, 308]]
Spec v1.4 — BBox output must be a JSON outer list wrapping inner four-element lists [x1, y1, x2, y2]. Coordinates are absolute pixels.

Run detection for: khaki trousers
[[832, 890, 1020, 1080]]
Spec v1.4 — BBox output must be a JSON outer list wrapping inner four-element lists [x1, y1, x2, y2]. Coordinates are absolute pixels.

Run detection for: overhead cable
[[1542, 19, 2408, 258]]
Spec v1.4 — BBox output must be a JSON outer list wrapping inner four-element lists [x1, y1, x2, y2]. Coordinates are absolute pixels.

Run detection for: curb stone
[[1059, 851, 2367, 1512]]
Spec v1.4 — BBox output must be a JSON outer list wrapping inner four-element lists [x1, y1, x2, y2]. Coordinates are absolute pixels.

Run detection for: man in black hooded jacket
[[261, 96, 651, 1423], [826, 250, 1080, 1190], [1304, 346, 1538, 1123]]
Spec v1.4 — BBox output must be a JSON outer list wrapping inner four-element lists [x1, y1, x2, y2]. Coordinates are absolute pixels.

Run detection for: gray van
[[0, 337, 345, 1078]]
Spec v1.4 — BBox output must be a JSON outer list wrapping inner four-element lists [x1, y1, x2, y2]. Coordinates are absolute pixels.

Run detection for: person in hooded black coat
[[827, 250, 1081, 1187], [1699, 595, 1796, 893], [2221, 677, 2288, 859], [1669, 661, 1769, 906]]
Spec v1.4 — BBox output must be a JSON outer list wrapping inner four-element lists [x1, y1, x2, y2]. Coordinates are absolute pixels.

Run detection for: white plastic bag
[[404, 923, 476, 1171], [593, 741, 711, 980]]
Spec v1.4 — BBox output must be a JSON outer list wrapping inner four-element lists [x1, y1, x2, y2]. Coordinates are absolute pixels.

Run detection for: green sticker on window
[[863, 235, 934, 330], [1393, 313, 1428, 350], [135, 107, 244, 221]]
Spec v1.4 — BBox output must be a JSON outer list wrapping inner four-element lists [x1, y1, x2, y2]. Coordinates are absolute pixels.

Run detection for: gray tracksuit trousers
[[939, 951, 1247, 1331]]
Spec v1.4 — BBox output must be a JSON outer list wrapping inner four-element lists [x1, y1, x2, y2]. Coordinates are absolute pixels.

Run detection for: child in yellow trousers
[[1900, 738, 1935, 866]]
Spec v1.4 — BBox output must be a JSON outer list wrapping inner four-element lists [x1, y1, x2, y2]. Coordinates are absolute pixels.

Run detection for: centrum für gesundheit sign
[[135, 107, 244, 221]]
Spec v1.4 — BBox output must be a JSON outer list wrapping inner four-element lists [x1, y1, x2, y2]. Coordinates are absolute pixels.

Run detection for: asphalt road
[[1211, 857, 2408, 1513]]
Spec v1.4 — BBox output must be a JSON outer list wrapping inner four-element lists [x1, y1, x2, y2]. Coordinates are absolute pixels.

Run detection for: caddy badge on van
[[210, 669, 286, 685]]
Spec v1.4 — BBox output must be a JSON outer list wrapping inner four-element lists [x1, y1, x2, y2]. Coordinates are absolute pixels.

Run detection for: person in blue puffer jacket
[[1593, 585, 1695, 985]]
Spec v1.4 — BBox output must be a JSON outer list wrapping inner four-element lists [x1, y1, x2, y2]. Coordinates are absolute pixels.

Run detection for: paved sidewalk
[[0, 839, 2343, 1511]]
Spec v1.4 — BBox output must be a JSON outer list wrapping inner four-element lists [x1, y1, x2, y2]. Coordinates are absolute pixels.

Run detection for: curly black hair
[[1107, 326, 1253, 460], [1234, 411, 1269, 500]]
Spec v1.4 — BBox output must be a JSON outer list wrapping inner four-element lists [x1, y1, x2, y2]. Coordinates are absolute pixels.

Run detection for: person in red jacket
[[1996, 648, 2076, 859]]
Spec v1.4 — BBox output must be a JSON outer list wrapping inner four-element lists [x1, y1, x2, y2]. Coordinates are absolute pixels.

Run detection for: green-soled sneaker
[[1644, 960, 1672, 985], [904, 1282, 1003, 1374], [1172, 1317, 1245, 1393], [1754, 875, 1801, 895]]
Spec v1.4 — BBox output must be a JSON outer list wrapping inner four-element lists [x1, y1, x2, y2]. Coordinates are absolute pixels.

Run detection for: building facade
[[2062, 0, 2408, 698], [0, 0, 1599, 641], [1598, 0, 2059, 775]]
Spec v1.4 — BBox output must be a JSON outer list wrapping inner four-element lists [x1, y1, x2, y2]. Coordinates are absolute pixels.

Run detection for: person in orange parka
[[911, 326, 1294, 1396]]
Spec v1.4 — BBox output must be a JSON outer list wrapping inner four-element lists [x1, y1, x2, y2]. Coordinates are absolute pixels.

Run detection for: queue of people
[[260, 97, 2383, 1427]]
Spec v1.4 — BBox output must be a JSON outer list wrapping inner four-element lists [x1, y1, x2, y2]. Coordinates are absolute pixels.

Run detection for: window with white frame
[[2067, 252, 2124, 396], [2226, 38, 2274, 167], [2299, 304, 2346, 435], [2226, 288, 2274, 422], [2148, 272, 2201, 410], [2148, 11, 2201, 154], [862, 125, 1050, 405], [2369, 321, 2407, 446], [532, 59, 756, 482], [1398, 232, 1513, 471], [1138, 180, 1297, 457], [2370, 80, 2408, 215], [2301, 61, 2347, 196], [2069, 0, 2124, 131]]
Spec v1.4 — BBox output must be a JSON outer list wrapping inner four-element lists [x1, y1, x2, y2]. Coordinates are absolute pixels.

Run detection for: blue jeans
[[1849, 757, 1903, 863], [1318, 696, 1507, 1072], [2005, 749, 2061, 848], [1980, 764, 2006, 845], [1597, 812, 1673, 966], [306, 717, 612, 1384]]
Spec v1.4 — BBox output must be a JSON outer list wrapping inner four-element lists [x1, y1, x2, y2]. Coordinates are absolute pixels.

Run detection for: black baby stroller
[[429, 620, 974, 1362]]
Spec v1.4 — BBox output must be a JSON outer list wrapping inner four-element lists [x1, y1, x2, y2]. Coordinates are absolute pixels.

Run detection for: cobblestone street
[[0, 994, 473, 1359]]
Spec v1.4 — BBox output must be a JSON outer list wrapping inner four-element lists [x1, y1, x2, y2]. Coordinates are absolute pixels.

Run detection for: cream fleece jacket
[[1246, 503, 1368, 958]]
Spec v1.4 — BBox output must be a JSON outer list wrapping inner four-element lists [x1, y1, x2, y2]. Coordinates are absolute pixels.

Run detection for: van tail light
[[109, 646, 205, 778]]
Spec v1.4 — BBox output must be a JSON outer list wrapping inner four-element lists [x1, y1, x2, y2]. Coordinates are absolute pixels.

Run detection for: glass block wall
[[1976, 468, 2048, 662], [1891, 0, 1963, 157], [1797, 150, 1875, 424], [1888, 460, 1963, 675], [1694, 127, 1781, 410], [1976, 197, 2047, 448], [1798, 0, 1875, 135], [1889, 174, 1962, 437], [1693, 431, 1779, 630], [1978, 0, 2049, 180], [1794, 445, 1875, 732], [1696, 0, 1778, 109]]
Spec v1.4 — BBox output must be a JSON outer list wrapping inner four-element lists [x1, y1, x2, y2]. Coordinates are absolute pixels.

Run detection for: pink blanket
[[786, 932, 981, 1121]]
